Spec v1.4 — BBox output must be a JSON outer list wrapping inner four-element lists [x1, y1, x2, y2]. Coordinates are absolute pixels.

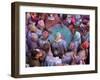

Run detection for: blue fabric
[[49, 24, 72, 48]]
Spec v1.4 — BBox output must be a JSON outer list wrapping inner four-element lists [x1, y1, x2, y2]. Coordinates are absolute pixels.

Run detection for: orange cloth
[[81, 41, 89, 49]]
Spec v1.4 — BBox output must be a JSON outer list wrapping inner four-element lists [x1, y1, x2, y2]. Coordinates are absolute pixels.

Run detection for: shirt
[[72, 31, 81, 49]]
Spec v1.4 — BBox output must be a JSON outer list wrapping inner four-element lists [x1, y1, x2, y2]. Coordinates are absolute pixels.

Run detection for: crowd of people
[[25, 12, 90, 67]]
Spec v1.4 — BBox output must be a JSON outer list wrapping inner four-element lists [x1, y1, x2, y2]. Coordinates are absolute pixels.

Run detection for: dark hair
[[52, 48, 59, 57], [82, 21, 87, 25], [68, 22, 74, 27], [31, 49, 39, 59], [82, 15, 89, 21], [42, 28, 50, 33], [62, 14, 67, 20], [42, 43, 50, 53], [51, 46, 64, 59]]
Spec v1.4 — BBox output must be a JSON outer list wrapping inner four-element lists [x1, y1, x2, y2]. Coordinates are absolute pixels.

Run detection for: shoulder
[[75, 31, 81, 37]]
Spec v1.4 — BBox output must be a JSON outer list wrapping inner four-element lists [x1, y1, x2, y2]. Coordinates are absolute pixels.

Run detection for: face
[[38, 20, 45, 27], [68, 24, 74, 31], [43, 31, 49, 39], [31, 13, 37, 19], [70, 42, 75, 49], [36, 52, 43, 59], [38, 20, 45, 30], [31, 34, 38, 41]]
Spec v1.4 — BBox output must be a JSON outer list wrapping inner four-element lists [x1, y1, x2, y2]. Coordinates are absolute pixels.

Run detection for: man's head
[[68, 23, 75, 34], [31, 33, 38, 41], [29, 23, 37, 32], [42, 30, 49, 39], [55, 32, 62, 41], [31, 13, 37, 19], [31, 49, 43, 59], [68, 23, 74, 30]]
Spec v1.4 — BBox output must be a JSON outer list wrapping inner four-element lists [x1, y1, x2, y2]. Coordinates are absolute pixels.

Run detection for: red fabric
[[81, 41, 89, 49]]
